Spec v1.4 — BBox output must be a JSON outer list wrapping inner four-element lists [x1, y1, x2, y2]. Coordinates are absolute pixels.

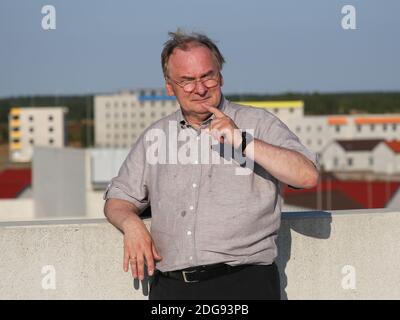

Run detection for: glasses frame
[[167, 72, 221, 93]]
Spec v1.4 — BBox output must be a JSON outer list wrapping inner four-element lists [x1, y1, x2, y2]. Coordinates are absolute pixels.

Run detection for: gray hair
[[161, 30, 225, 78]]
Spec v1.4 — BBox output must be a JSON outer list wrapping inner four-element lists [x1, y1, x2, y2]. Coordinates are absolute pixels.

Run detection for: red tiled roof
[[284, 180, 400, 209], [0, 169, 31, 198], [385, 140, 400, 154]]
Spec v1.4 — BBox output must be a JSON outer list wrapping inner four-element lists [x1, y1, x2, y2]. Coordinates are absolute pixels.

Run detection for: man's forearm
[[104, 199, 142, 233], [244, 138, 318, 188]]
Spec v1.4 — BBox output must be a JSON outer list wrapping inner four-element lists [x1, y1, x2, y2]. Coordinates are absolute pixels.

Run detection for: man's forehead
[[169, 46, 217, 74]]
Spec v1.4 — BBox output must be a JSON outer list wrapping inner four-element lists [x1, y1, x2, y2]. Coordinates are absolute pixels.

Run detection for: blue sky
[[0, 0, 399, 97]]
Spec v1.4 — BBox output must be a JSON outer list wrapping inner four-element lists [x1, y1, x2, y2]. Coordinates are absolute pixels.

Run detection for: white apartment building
[[94, 89, 180, 148], [321, 139, 400, 174], [9, 107, 67, 162]]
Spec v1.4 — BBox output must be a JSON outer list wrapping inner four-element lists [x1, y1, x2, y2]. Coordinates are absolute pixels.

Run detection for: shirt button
[[192, 183, 197, 188], [189, 256, 193, 260], [194, 160, 198, 164], [189, 205, 194, 210], [187, 231, 192, 236], [196, 136, 200, 140]]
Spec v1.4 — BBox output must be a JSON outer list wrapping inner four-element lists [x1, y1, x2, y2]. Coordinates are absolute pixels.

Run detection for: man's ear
[[219, 73, 224, 87], [165, 79, 175, 96]]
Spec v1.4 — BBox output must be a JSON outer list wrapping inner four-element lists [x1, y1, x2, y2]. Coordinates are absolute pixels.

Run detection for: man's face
[[165, 45, 224, 119]]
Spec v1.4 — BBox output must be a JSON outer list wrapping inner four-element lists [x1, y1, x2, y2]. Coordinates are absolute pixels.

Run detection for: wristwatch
[[241, 131, 254, 157]]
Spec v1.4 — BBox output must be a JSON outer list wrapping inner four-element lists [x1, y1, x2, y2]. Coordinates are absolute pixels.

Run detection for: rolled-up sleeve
[[103, 136, 150, 214]]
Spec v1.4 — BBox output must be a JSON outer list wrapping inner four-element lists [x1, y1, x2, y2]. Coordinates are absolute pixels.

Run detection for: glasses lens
[[183, 83, 196, 92], [203, 79, 218, 88]]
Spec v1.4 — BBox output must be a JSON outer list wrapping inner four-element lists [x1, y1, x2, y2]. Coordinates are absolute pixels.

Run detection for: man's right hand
[[104, 198, 162, 281], [122, 216, 163, 280]]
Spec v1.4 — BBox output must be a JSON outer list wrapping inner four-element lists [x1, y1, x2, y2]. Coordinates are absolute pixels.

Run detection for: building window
[[12, 127, 20, 132], [29, 139, 34, 145], [115, 134, 119, 139], [317, 126, 322, 132], [48, 127, 54, 133], [49, 138, 54, 145], [12, 138, 20, 143], [140, 123, 146, 128], [131, 102, 135, 107], [131, 134, 136, 139], [123, 133, 127, 139], [347, 158, 353, 166], [370, 124, 375, 131], [307, 126, 311, 132], [274, 108, 279, 114], [131, 113, 136, 118], [289, 108, 294, 113], [393, 124, 397, 131], [140, 112, 145, 118], [106, 113, 110, 119], [296, 126, 301, 133], [307, 139, 312, 146], [335, 125, 340, 133], [29, 115, 34, 122], [357, 125, 361, 132], [114, 102, 119, 108], [151, 112, 156, 118], [333, 157, 339, 167], [12, 115, 19, 120], [151, 101, 155, 107], [369, 157, 374, 166], [318, 139, 322, 145], [122, 123, 127, 129], [106, 123, 110, 129], [131, 123, 136, 128], [106, 133, 111, 139], [48, 115, 54, 121], [383, 124, 387, 131], [106, 102, 110, 108], [161, 100, 166, 107], [122, 102, 127, 108], [114, 123, 119, 129], [161, 112, 166, 117], [114, 113, 119, 119]]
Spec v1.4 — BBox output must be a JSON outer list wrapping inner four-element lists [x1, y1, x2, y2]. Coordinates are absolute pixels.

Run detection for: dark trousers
[[149, 263, 281, 300]]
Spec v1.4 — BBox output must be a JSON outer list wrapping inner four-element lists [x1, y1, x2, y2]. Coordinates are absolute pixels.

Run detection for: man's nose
[[193, 80, 207, 95]]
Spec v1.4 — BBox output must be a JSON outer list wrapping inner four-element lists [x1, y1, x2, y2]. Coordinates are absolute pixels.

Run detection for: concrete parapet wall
[[0, 209, 399, 299]]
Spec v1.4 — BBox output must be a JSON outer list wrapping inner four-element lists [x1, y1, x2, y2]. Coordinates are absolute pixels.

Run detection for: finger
[[144, 250, 155, 276], [137, 255, 145, 280], [123, 247, 129, 272], [152, 243, 163, 261], [130, 256, 138, 279], [203, 105, 225, 118]]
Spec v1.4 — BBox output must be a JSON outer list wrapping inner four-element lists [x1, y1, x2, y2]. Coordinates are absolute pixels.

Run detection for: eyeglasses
[[167, 73, 220, 93]]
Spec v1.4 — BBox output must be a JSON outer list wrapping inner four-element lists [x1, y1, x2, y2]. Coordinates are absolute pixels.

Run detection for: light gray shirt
[[104, 97, 318, 272]]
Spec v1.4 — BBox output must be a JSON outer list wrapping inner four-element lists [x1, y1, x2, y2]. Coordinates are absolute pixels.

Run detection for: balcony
[[0, 208, 399, 299]]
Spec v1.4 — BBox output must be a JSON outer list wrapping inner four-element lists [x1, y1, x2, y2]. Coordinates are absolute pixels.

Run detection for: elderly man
[[104, 30, 319, 300]]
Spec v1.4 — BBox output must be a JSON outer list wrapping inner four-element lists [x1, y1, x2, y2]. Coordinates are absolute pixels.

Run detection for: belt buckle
[[182, 270, 199, 283]]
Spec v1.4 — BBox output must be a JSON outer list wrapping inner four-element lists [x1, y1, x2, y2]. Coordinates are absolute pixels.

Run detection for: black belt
[[158, 263, 246, 283]]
